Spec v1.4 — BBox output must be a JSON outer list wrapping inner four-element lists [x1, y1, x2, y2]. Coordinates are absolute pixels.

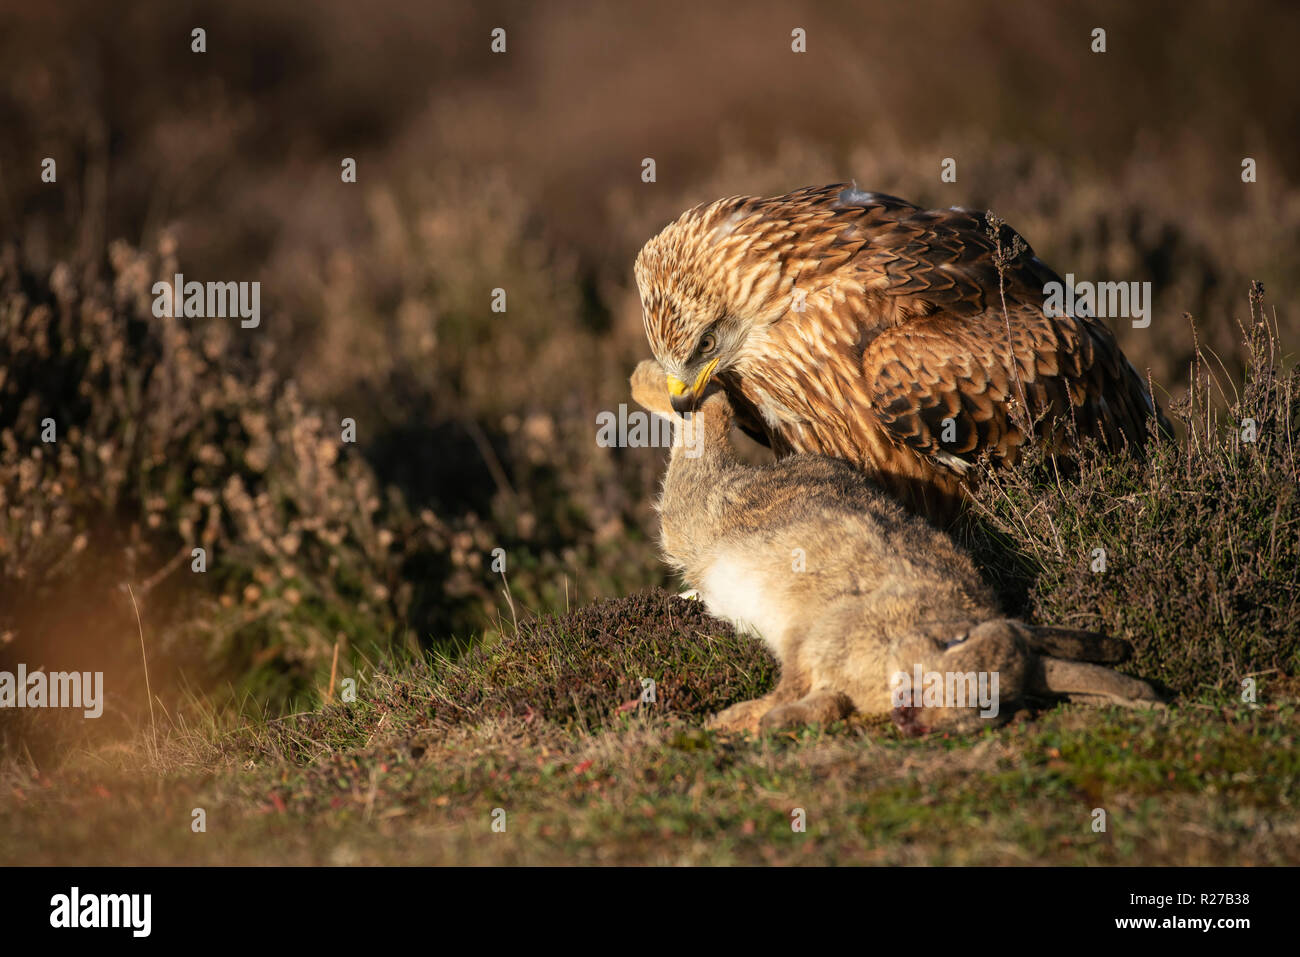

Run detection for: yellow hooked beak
[[666, 357, 720, 414]]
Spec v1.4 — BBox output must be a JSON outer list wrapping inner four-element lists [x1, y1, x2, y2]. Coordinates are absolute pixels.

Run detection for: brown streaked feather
[[635, 184, 1171, 524]]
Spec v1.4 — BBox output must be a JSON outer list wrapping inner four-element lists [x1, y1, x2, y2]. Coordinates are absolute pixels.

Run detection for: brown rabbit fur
[[629, 358, 1163, 735]]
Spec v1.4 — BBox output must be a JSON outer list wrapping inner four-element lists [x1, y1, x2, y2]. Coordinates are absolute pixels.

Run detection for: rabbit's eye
[[697, 333, 717, 356]]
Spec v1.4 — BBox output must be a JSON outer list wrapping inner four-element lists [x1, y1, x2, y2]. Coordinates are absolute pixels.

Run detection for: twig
[[327, 639, 340, 704], [986, 212, 1031, 437], [464, 419, 517, 501], [126, 584, 158, 756], [499, 566, 519, 637], [138, 544, 192, 597]]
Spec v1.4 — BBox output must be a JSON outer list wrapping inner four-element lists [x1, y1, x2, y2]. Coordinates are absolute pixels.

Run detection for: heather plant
[[0, 240, 464, 709], [963, 288, 1299, 697], [265, 173, 670, 625], [420, 590, 777, 732], [257, 589, 778, 765]]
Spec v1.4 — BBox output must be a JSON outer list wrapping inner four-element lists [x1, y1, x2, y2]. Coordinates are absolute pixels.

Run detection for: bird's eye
[[697, 333, 717, 356]]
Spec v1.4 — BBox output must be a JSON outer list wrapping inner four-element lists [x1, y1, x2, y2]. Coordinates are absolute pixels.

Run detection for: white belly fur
[[698, 551, 791, 661]]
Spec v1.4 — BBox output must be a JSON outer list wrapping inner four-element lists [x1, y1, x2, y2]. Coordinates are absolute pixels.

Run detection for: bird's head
[[634, 199, 780, 413], [640, 295, 740, 414]]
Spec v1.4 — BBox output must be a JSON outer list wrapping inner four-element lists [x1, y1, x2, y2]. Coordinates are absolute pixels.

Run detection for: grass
[[2, 595, 1295, 865]]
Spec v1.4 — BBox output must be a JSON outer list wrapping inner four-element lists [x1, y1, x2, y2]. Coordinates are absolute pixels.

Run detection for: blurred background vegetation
[[1, 0, 1297, 734]]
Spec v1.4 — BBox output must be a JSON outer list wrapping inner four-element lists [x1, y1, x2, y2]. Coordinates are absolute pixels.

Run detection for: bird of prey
[[635, 183, 1168, 523]]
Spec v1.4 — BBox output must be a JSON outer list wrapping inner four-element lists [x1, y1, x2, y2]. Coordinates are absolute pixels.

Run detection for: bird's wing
[[787, 193, 1156, 471], [860, 306, 1094, 471]]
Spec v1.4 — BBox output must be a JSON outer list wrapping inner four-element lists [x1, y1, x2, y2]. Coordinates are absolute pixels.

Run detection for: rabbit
[[629, 358, 1164, 735]]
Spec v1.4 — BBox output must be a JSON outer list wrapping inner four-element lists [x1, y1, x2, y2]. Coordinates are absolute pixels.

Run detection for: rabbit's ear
[[1021, 624, 1131, 663], [630, 358, 678, 419]]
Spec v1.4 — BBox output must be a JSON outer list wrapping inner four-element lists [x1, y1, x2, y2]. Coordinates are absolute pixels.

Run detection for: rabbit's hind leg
[[758, 689, 855, 732], [1033, 657, 1165, 709], [708, 695, 777, 734]]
